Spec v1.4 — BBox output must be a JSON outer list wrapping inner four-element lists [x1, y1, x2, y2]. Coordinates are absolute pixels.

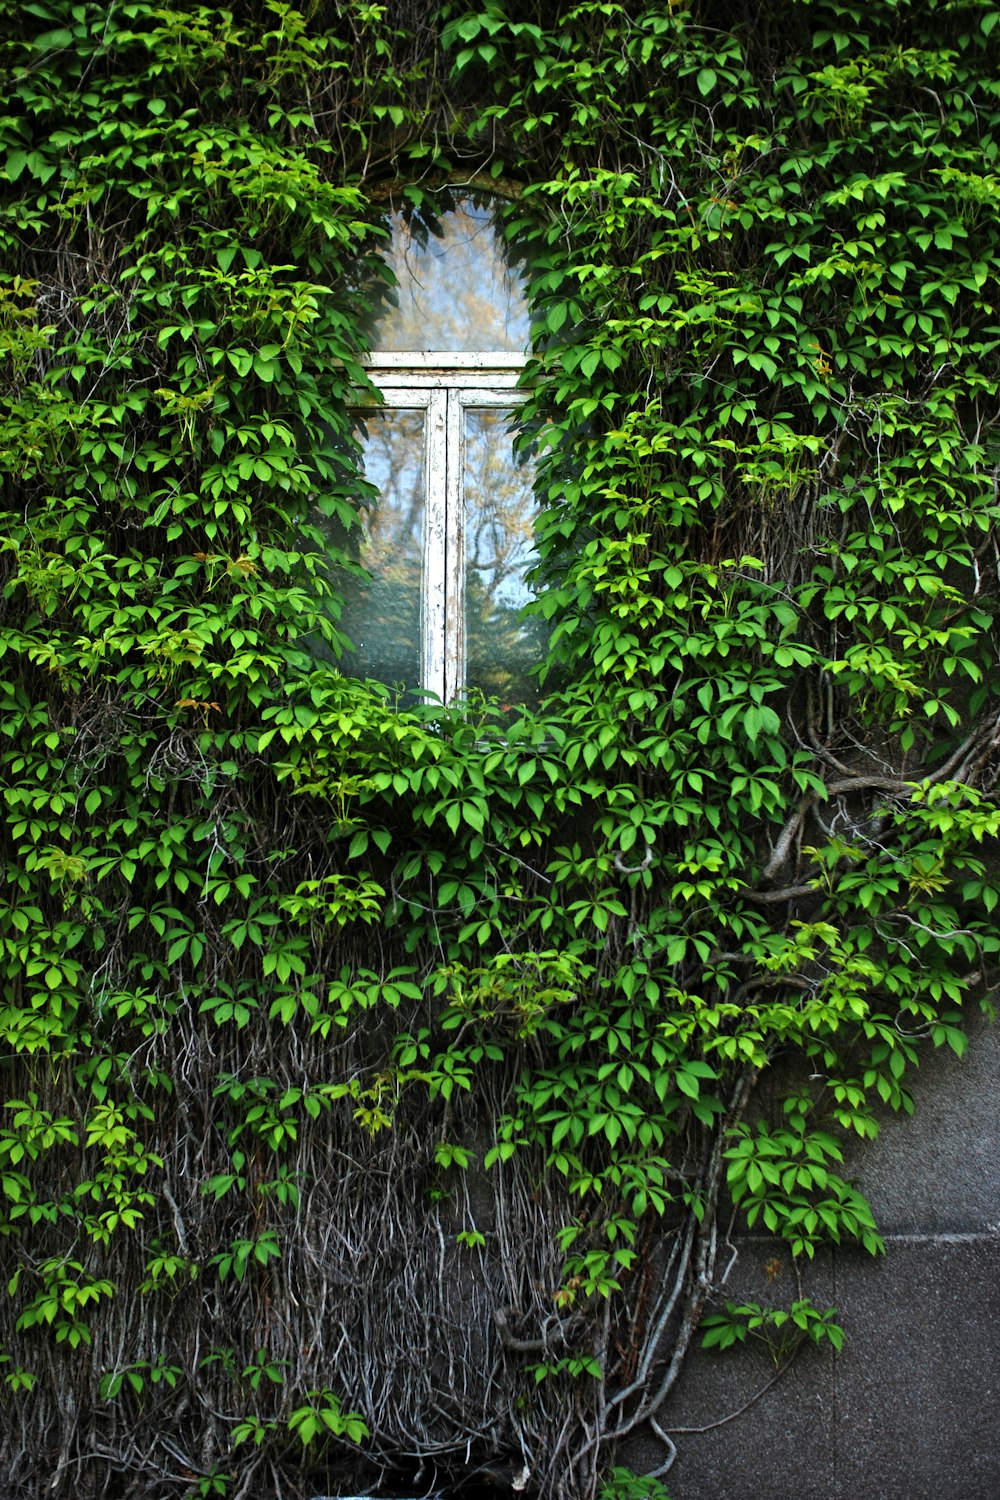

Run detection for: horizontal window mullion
[[365, 351, 526, 370], [455, 389, 527, 408], [369, 372, 523, 392], [353, 388, 432, 409]]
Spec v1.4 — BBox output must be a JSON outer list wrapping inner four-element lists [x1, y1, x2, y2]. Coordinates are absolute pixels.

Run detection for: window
[[337, 200, 544, 705]]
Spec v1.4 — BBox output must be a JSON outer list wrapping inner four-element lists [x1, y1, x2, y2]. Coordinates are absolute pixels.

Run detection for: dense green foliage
[[1, 1, 999, 1496]]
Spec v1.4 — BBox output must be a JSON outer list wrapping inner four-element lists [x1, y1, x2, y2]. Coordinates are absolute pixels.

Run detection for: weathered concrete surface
[[840, 1011, 1000, 1236], [636, 1015, 1000, 1500], [649, 1237, 1000, 1500], [831, 1237, 1000, 1500], [636, 1244, 838, 1500]]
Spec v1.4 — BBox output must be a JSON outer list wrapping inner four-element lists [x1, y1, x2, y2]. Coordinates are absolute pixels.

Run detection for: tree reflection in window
[[338, 408, 424, 692], [373, 200, 529, 355], [464, 408, 545, 706]]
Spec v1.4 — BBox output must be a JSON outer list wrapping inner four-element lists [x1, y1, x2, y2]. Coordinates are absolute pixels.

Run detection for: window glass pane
[[373, 200, 530, 354], [338, 408, 424, 691], [463, 409, 544, 707]]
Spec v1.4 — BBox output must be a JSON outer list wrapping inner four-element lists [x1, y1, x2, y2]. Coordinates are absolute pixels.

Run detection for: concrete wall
[[639, 1014, 1000, 1500]]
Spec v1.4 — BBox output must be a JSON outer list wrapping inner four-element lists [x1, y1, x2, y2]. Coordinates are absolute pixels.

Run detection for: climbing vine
[[1, 1, 999, 1497]]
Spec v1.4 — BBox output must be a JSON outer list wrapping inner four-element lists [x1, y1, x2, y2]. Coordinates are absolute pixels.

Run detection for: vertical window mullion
[[444, 388, 465, 702], [423, 389, 449, 699]]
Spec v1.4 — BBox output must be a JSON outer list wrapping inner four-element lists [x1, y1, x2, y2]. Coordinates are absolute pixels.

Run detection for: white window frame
[[361, 351, 529, 703]]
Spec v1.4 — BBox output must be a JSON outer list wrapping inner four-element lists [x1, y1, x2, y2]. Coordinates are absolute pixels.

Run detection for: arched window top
[[371, 198, 530, 356]]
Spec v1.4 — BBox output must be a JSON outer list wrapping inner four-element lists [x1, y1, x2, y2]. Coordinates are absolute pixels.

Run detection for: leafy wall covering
[[1, 2, 999, 1497]]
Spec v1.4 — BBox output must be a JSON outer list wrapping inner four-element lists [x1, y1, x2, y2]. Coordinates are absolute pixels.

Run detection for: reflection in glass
[[373, 201, 530, 355], [464, 409, 544, 707], [337, 409, 424, 691]]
